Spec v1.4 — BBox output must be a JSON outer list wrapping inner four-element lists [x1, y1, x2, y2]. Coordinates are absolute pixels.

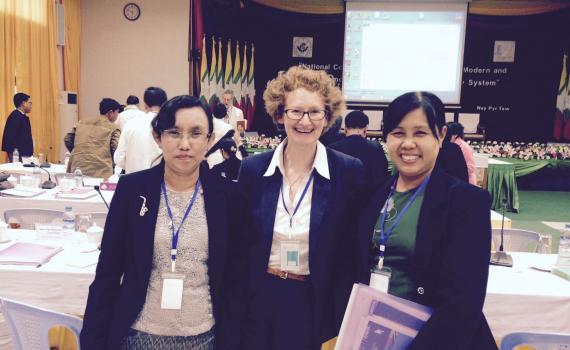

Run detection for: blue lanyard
[[280, 172, 315, 228], [161, 179, 201, 271], [375, 176, 430, 259]]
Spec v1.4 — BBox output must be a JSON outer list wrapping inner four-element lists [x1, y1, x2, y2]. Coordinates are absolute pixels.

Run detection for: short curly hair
[[263, 66, 345, 131]]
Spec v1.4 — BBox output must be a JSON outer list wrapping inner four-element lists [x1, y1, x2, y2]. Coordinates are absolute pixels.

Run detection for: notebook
[[0, 242, 63, 267], [56, 187, 97, 200], [1, 187, 45, 198]]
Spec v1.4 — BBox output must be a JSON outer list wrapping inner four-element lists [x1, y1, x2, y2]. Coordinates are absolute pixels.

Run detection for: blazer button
[[417, 287, 425, 295]]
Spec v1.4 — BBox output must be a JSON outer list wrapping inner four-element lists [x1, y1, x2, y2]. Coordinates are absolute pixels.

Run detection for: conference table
[[484, 252, 570, 340], [0, 187, 113, 220], [1, 228, 568, 349], [0, 163, 68, 182]]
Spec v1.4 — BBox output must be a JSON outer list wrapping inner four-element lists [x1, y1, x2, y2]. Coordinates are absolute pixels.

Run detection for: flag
[[240, 43, 248, 111], [199, 35, 209, 105], [192, 0, 204, 97], [246, 44, 256, 128], [554, 54, 569, 140], [208, 36, 218, 105], [216, 37, 224, 99], [224, 39, 233, 94], [233, 42, 242, 107]]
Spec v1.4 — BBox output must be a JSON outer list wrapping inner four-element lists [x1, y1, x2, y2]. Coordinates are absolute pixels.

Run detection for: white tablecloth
[[484, 252, 570, 340], [0, 163, 68, 183], [0, 230, 97, 349], [0, 237, 568, 348], [0, 187, 113, 219]]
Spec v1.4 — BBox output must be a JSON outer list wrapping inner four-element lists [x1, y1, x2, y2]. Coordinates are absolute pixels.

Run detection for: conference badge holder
[[161, 271, 185, 310], [369, 258, 391, 293], [280, 241, 301, 271]]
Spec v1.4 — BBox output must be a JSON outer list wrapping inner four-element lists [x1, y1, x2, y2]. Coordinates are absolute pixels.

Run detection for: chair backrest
[[4, 209, 64, 229], [500, 332, 570, 350], [492, 228, 541, 253], [54, 173, 74, 185], [0, 298, 82, 350]]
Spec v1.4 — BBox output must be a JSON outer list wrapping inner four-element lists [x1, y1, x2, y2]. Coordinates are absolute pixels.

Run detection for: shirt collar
[[263, 139, 330, 180]]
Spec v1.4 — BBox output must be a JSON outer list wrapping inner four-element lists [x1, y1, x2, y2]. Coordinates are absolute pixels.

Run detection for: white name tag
[[161, 276, 184, 310], [369, 268, 391, 293], [280, 241, 301, 271]]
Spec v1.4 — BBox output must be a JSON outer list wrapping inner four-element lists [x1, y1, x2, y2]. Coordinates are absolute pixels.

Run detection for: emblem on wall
[[292, 37, 313, 58], [493, 41, 516, 63]]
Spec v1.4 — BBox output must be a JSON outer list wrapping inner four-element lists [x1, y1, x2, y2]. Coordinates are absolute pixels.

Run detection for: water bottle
[[12, 148, 19, 165], [556, 224, 570, 268], [64, 151, 71, 169], [74, 167, 83, 188], [62, 206, 76, 235], [32, 166, 41, 188]]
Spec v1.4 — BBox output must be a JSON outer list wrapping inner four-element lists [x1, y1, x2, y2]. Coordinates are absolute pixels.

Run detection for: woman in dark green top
[[357, 92, 497, 350]]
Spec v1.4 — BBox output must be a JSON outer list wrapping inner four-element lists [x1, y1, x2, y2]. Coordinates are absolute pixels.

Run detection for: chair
[[492, 228, 541, 253], [458, 113, 486, 141], [54, 172, 74, 185], [500, 331, 570, 350], [4, 209, 64, 229], [0, 298, 83, 350]]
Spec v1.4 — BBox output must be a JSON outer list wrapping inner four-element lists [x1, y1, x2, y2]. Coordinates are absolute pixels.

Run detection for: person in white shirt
[[116, 95, 145, 130], [114, 87, 167, 174], [238, 66, 364, 349], [221, 90, 245, 130], [206, 103, 233, 168]]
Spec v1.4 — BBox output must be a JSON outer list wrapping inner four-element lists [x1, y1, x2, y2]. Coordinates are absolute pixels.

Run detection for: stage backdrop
[[196, 2, 570, 141]]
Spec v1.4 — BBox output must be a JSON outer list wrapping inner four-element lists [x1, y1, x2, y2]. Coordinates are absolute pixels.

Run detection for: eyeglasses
[[284, 109, 328, 121], [162, 128, 210, 142]]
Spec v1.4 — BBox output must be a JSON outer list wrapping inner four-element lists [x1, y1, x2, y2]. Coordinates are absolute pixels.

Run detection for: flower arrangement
[[467, 141, 570, 160], [242, 135, 282, 150]]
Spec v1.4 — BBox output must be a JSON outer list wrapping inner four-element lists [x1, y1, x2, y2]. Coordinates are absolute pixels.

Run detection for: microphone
[[30, 163, 56, 189], [94, 185, 110, 210], [490, 198, 513, 267], [40, 153, 51, 168]]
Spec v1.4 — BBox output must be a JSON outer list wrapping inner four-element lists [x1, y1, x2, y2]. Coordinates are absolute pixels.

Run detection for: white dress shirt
[[116, 105, 145, 130], [207, 118, 233, 168], [264, 139, 330, 275], [224, 106, 245, 130], [114, 112, 162, 174]]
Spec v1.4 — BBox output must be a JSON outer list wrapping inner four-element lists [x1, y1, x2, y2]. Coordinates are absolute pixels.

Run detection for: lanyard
[[280, 172, 315, 228], [375, 176, 430, 263], [161, 179, 201, 272]]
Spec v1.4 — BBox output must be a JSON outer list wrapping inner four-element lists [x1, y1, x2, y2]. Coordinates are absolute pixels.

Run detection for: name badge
[[369, 267, 392, 293], [280, 241, 300, 271], [161, 272, 185, 310]]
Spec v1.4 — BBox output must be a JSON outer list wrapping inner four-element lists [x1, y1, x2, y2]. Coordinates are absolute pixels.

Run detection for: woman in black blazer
[[238, 66, 364, 349], [80, 96, 242, 350], [357, 92, 497, 350]]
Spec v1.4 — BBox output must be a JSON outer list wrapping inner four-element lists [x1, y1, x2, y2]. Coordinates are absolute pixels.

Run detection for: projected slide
[[343, 3, 467, 104]]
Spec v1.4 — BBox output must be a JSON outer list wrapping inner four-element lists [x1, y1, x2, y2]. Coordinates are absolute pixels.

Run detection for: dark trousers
[[244, 273, 318, 350]]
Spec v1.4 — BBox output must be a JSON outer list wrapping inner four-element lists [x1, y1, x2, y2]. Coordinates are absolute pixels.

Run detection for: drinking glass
[[77, 214, 93, 233]]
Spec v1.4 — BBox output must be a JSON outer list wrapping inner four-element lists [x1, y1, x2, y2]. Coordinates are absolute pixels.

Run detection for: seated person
[[211, 138, 241, 181]]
